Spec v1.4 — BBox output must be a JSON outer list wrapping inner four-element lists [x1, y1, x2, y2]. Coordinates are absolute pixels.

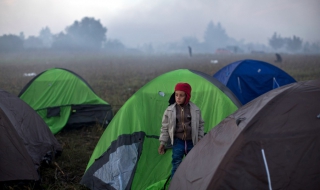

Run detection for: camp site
[[170, 79, 320, 189], [0, 51, 319, 190]]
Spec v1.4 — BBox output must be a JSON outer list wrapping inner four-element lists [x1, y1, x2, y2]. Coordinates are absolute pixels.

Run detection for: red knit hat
[[174, 83, 192, 105]]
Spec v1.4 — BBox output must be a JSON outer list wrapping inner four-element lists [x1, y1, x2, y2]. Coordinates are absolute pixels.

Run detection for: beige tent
[[170, 79, 320, 190]]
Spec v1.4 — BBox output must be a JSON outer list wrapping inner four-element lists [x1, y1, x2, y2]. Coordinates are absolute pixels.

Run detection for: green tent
[[80, 69, 241, 190], [18, 68, 113, 134]]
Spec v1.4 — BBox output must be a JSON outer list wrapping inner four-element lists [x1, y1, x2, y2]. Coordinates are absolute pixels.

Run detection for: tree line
[[0, 17, 125, 53], [268, 32, 320, 54], [0, 17, 319, 54]]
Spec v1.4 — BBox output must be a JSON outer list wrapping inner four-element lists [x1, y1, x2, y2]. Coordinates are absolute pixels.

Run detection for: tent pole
[[273, 77, 280, 88], [261, 148, 272, 190], [237, 77, 242, 93]]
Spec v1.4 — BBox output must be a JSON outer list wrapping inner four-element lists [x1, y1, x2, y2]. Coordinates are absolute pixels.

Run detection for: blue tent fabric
[[213, 59, 296, 105]]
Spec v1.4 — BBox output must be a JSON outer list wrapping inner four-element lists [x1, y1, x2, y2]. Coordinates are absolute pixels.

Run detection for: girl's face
[[175, 90, 186, 105]]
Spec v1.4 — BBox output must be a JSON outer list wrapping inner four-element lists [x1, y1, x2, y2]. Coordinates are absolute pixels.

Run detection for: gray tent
[[0, 89, 62, 182], [169, 79, 320, 190]]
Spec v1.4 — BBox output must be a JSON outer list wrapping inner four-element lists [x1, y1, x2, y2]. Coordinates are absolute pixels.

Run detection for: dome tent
[[18, 68, 113, 134], [80, 69, 242, 190], [213, 59, 296, 105], [169, 79, 320, 190], [0, 89, 62, 182]]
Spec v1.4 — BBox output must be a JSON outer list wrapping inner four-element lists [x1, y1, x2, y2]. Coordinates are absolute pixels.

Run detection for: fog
[[0, 0, 319, 53]]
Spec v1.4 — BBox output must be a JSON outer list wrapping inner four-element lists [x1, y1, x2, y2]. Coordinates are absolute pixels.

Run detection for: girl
[[158, 82, 204, 178]]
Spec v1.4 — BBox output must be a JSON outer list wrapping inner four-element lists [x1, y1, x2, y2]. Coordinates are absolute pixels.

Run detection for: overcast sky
[[0, 0, 319, 47]]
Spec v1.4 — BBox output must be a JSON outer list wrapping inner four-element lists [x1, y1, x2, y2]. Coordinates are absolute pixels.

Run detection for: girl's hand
[[158, 144, 165, 154]]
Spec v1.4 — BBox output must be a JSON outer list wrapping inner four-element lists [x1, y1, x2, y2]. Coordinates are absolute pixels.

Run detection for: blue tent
[[213, 59, 296, 105]]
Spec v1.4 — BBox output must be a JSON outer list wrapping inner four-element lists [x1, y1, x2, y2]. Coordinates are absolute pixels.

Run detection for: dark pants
[[171, 138, 193, 178]]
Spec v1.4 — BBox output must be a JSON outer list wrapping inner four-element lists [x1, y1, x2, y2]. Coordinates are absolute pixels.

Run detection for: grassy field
[[0, 51, 319, 189]]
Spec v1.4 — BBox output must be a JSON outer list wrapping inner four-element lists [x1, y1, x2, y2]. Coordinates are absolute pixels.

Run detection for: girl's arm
[[159, 110, 170, 145], [198, 111, 205, 140]]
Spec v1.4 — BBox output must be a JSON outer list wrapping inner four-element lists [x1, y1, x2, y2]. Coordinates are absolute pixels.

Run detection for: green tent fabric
[[80, 69, 241, 190], [18, 68, 113, 134]]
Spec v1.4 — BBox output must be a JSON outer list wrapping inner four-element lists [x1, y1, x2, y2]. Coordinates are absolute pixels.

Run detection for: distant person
[[275, 53, 282, 63], [188, 46, 192, 57], [158, 82, 204, 179]]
